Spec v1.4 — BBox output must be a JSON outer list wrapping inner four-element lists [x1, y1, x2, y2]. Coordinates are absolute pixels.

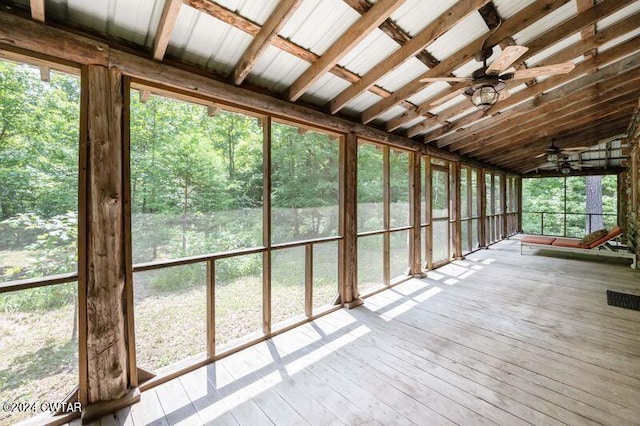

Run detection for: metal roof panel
[[337, 29, 400, 77], [391, 0, 460, 37], [376, 57, 430, 92], [513, 1, 578, 46], [248, 45, 310, 93], [278, 0, 360, 55], [428, 11, 488, 62], [492, 0, 536, 20]]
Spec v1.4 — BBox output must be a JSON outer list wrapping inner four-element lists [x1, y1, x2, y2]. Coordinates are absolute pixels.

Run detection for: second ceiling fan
[[421, 45, 575, 109]]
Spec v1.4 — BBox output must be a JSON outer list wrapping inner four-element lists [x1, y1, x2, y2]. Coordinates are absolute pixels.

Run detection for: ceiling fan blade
[[561, 146, 589, 152], [486, 45, 529, 75], [420, 77, 473, 83], [429, 87, 467, 106], [534, 152, 546, 159], [508, 62, 576, 80], [498, 89, 511, 101]]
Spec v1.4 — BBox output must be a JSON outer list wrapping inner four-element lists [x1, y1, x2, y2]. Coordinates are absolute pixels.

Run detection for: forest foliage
[[0, 60, 618, 309]]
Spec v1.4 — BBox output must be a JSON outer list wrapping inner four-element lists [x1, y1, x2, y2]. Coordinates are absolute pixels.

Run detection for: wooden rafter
[[29, 0, 44, 22], [475, 98, 638, 161], [436, 53, 640, 153], [183, 0, 415, 111], [328, 0, 490, 114], [286, 0, 406, 102], [153, 0, 182, 61], [469, 84, 640, 156], [342, 0, 441, 69], [232, 0, 300, 85], [360, 0, 573, 124], [287, 0, 405, 101], [423, 35, 640, 144], [472, 92, 639, 162], [504, 119, 632, 171], [407, 14, 640, 139], [576, 0, 597, 58]]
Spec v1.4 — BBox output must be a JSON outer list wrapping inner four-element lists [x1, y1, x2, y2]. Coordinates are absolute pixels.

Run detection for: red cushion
[[521, 235, 556, 245], [588, 225, 622, 249], [551, 238, 588, 249]]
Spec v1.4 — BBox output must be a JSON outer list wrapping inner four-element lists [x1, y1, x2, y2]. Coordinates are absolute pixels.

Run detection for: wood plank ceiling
[[12, 0, 640, 174]]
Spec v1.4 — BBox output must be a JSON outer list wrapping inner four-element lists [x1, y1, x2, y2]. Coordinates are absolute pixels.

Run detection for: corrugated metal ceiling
[[1, 0, 639, 173]]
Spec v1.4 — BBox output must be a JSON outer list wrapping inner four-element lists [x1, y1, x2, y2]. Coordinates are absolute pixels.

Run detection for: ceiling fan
[[420, 45, 575, 109], [543, 156, 595, 174], [534, 140, 589, 162]]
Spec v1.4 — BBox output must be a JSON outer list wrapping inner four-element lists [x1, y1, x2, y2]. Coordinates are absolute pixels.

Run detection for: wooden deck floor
[[90, 238, 640, 425]]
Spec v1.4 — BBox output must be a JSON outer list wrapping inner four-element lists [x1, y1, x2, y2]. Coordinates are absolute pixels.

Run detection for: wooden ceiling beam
[[576, 0, 597, 59], [460, 73, 640, 155], [505, 123, 631, 172], [474, 97, 638, 164], [431, 50, 640, 149], [183, 0, 414, 110], [473, 96, 637, 161], [360, 0, 572, 124], [494, 116, 632, 169], [453, 77, 639, 157], [232, 0, 300, 85], [328, 0, 490, 114], [286, 0, 406, 102], [405, 14, 640, 138], [153, 0, 182, 61], [375, 0, 633, 129], [423, 35, 640, 143], [29, 0, 44, 22], [342, 0, 441, 69]]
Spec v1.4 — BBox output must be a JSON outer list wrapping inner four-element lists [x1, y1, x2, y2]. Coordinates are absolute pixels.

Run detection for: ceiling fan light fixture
[[547, 153, 559, 162], [470, 85, 500, 109], [560, 163, 572, 174]]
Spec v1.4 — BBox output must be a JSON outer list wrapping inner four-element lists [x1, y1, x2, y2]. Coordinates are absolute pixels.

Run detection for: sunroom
[[0, 0, 639, 424]]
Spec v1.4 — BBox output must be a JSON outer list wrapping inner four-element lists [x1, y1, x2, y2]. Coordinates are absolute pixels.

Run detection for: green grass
[[0, 242, 346, 424], [0, 291, 78, 425]]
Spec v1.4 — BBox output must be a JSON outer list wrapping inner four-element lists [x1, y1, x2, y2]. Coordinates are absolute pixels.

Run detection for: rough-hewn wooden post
[[85, 65, 129, 403], [501, 173, 507, 239], [410, 152, 422, 275], [453, 162, 462, 259], [341, 133, 362, 307], [479, 169, 487, 247], [517, 176, 523, 232]]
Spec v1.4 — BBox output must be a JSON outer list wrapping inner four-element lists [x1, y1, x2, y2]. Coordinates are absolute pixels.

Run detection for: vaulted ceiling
[[5, 0, 640, 173]]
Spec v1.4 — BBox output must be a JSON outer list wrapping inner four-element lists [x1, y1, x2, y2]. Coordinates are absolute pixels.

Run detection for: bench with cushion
[[520, 226, 637, 269]]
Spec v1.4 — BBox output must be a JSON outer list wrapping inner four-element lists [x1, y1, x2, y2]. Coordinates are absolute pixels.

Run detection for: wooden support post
[[453, 162, 462, 259], [517, 176, 523, 232], [206, 259, 215, 358], [501, 173, 507, 239], [341, 133, 361, 307], [383, 146, 390, 286], [425, 157, 432, 269], [84, 65, 138, 415], [410, 152, 422, 275], [262, 117, 272, 333], [122, 77, 137, 389], [78, 66, 89, 408], [466, 166, 473, 250], [305, 244, 313, 317], [479, 169, 487, 248]]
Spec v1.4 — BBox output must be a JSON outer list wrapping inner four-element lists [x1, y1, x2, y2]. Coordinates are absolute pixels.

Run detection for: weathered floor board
[[88, 238, 640, 425]]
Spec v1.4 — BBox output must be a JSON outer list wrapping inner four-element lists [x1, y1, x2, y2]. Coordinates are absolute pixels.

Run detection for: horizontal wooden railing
[[523, 211, 617, 237]]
